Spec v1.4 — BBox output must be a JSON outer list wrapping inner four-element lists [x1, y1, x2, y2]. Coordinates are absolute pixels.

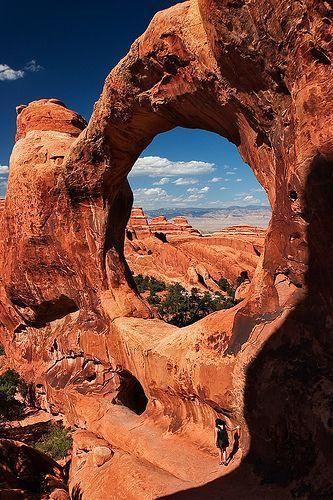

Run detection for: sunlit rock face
[[0, 1, 332, 498], [125, 208, 264, 290]]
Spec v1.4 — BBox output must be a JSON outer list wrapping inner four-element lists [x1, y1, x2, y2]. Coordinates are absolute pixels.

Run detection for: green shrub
[[135, 275, 240, 328], [217, 277, 231, 293], [0, 370, 20, 399], [35, 423, 72, 460], [0, 370, 25, 421], [157, 284, 235, 327], [147, 291, 161, 305], [134, 274, 166, 294]]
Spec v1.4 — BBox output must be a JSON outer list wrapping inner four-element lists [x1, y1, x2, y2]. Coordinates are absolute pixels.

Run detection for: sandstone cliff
[[0, 0, 332, 498]]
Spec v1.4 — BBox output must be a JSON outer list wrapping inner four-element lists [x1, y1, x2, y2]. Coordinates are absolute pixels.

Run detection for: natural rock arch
[[0, 0, 332, 497]]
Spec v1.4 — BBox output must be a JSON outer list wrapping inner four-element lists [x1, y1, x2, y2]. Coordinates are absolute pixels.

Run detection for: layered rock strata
[[125, 208, 264, 290]]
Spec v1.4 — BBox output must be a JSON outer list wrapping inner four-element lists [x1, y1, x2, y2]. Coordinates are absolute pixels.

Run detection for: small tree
[[0, 370, 26, 421], [217, 277, 231, 293], [35, 423, 72, 460]]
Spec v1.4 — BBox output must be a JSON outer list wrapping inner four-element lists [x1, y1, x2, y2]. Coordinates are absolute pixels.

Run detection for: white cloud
[[252, 187, 265, 192], [0, 60, 43, 82], [187, 186, 210, 193], [236, 178, 242, 182], [0, 64, 24, 81], [0, 165, 9, 174], [173, 177, 199, 185], [220, 186, 228, 190], [237, 195, 260, 204], [226, 171, 236, 175], [209, 177, 222, 183], [153, 177, 169, 185], [130, 156, 215, 177], [134, 187, 170, 199], [133, 186, 207, 208]]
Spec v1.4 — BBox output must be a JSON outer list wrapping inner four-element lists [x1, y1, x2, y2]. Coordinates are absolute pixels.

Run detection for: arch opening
[[113, 369, 148, 415], [124, 127, 271, 327]]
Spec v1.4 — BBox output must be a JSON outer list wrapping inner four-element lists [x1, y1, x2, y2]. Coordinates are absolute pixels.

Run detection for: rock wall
[[0, 1, 332, 498]]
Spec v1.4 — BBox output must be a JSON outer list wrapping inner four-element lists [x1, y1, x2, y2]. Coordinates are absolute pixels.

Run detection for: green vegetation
[[134, 274, 166, 294], [0, 369, 20, 399], [35, 423, 72, 460], [158, 284, 232, 327], [217, 276, 236, 297], [134, 274, 242, 328], [0, 369, 26, 421]]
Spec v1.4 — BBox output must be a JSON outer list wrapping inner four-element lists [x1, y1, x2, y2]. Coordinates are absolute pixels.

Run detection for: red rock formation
[[127, 207, 151, 238], [125, 208, 264, 290], [0, 439, 68, 498], [0, 1, 332, 498], [127, 208, 201, 237]]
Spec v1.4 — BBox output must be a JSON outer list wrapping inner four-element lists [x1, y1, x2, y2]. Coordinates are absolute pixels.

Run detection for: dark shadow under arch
[[161, 154, 333, 498]]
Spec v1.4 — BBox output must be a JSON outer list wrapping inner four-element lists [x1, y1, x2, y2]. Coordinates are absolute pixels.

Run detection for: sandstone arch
[[0, 0, 332, 497]]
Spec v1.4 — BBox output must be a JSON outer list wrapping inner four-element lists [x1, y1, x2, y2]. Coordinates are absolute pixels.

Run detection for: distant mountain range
[[145, 205, 272, 233]]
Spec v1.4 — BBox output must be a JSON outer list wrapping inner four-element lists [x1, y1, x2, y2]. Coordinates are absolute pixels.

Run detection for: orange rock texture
[[0, 1, 332, 498], [126, 208, 264, 290]]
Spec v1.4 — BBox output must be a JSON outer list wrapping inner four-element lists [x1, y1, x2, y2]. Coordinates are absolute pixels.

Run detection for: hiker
[[215, 418, 240, 465]]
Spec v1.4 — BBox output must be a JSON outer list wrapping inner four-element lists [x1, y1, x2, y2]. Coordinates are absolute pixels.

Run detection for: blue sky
[[0, 0, 268, 208]]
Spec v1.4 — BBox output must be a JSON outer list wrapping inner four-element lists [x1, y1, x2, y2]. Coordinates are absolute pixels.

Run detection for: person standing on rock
[[215, 418, 240, 465]]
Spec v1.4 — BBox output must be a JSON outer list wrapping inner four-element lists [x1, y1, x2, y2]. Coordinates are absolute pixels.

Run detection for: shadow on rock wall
[[164, 154, 333, 498]]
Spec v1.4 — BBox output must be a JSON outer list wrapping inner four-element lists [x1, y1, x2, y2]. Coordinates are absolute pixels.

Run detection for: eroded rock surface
[[0, 1, 332, 498], [126, 208, 264, 290]]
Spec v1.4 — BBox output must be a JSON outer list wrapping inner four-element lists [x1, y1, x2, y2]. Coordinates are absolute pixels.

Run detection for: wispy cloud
[[0, 165, 9, 174], [133, 184, 210, 208], [0, 60, 43, 82], [187, 186, 210, 193], [173, 177, 199, 185], [153, 177, 169, 186], [236, 178, 242, 182], [209, 177, 222, 183], [24, 60, 43, 72], [130, 156, 215, 177]]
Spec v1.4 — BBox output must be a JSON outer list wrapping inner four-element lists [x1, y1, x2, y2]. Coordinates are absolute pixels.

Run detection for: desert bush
[[0, 369, 26, 421], [134, 274, 166, 293], [135, 275, 241, 328], [157, 284, 235, 327], [35, 423, 72, 460]]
